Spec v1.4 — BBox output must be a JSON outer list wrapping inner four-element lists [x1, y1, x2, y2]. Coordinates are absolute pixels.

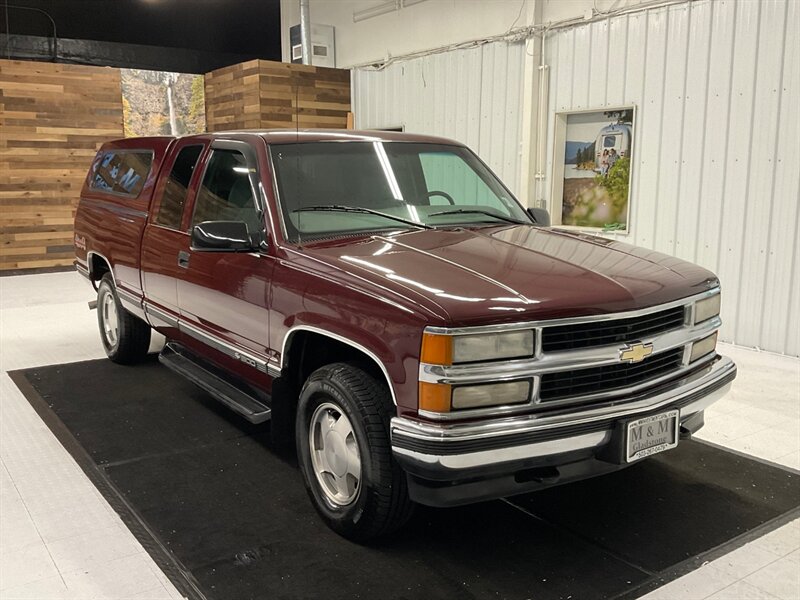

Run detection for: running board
[[159, 343, 271, 424]]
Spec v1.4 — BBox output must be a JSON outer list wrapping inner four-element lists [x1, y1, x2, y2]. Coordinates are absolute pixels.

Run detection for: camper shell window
[[90, 150, 154, 198]]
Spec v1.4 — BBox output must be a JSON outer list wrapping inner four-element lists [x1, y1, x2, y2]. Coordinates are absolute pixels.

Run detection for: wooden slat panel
[[0, 59, 124, 271], [205, 59, 351, 132]]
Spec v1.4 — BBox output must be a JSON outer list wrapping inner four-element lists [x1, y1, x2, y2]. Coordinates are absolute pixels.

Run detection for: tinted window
[[419, 150, 505, 211], [155, 145, 203, 229], [192, 149, 261, 233], [271, 142, 527, 241], [90, 151, 153, 197]]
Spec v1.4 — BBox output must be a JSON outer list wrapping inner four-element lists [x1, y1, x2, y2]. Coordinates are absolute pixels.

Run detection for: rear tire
[[296, 362, 414, 541], [97, 273, 151, 364]]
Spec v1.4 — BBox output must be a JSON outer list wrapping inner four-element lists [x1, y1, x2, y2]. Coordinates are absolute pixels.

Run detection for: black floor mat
[[11, 356, 800, 600]]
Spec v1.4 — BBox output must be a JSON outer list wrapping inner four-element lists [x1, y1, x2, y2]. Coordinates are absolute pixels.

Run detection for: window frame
[[188, 140, 266, 235]]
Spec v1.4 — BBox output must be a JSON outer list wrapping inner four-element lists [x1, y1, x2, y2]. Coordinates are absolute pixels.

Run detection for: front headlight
[[690, 332, 718, 362], [419, 330, 536, 414], [694, 293, 721, 324], [452, 380, 531, 409], [421, 330, 535, 365], [454, 330, 535, 363], [418, 379, 532, 413]]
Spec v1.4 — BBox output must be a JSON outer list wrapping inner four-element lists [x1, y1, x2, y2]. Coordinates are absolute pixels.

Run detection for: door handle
[[178, 251, 190, 269]]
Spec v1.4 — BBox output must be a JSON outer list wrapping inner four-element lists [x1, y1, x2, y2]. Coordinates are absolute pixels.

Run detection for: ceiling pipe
[[4, 4, 59, 61], [299, 0, 312, 65]]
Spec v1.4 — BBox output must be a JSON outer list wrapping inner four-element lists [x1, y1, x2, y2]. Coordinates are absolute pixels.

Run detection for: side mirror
[[191, 221, 254, 252], [527, 207, 551, 227]]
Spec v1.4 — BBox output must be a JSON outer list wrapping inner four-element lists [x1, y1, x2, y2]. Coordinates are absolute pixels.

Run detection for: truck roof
[[100, 129, 463, 148], [250, 129, 462, 145]]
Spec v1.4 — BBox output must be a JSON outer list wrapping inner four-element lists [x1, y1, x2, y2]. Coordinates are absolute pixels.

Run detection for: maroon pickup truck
[[74, 130, 736, 540]]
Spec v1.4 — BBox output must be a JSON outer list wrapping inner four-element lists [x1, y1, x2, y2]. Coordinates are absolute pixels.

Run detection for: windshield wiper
[[292, 205, 434, 230], [428, 208, 527, 225]]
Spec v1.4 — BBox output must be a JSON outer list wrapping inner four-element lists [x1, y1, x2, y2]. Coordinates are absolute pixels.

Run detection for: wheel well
[[269, 330, 391, 450], [284, 331, 385, 389], [89, 253, 111, 283]]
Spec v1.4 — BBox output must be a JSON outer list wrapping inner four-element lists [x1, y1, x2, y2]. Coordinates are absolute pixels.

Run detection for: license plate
[[625, 410, 679, 462]]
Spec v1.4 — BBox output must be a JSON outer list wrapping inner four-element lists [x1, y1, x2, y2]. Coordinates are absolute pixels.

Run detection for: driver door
[[176, 140, 275, 383]]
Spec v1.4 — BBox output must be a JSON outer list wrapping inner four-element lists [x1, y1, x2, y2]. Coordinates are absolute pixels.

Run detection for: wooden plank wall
[[205, 59, 351, 132], [0, 57, 348, 272], [0, 60, 123, 271]]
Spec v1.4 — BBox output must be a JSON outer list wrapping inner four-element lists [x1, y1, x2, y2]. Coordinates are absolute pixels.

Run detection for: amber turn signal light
[[419, 381, 452, 413], [420, 333, 453, 366]]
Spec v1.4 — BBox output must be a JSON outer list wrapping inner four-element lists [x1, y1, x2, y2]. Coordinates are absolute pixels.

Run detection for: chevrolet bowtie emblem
[[619, 342, 654, 364]]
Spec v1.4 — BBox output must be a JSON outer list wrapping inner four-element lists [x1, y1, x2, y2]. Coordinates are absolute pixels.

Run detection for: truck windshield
[[270, 142, 530, 241]]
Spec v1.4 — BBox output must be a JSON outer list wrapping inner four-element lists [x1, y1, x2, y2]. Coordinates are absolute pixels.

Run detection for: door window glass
[[192, 149, 261, 233], [155, 145, 203, 230]]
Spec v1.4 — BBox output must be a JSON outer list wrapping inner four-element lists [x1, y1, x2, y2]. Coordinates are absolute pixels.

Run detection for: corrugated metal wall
[[352, 41, 527, 194], [544, 0, 799, 355], [351, 0, 798, 356]]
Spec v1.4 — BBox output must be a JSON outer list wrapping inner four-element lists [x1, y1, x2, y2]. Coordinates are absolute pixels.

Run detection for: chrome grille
[[419, 290, 722, 421], [539, 347, 685, 402], [541, 305, 686, 352]]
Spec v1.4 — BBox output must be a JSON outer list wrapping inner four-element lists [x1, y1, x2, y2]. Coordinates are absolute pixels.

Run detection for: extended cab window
[[90, 150, 153, 197], [191, 149, 262, 233], [155, 145, 203, 230]]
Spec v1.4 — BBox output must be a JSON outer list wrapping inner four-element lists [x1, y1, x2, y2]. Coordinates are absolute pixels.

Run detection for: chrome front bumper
[[391, 355, 736, 483]]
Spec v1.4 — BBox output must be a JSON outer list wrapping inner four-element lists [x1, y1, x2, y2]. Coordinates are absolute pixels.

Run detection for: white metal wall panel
[[674, 0, 713, 264], [352, 41, 526, 195], [762, 0, 800, 356], [545, 0, 800, 355]]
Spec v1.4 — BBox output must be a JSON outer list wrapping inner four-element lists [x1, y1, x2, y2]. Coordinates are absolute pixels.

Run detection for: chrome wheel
[[309, 402, 361, 506], [101, 292, 119, 348]]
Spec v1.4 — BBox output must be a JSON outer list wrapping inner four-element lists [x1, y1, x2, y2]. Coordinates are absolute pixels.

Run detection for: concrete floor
[[1, 271, 798, 599]]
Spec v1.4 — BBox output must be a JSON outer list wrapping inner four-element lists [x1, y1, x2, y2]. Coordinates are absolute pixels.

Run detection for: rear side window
[[90, 150, 153, 197], [155, 145, 204, 229]]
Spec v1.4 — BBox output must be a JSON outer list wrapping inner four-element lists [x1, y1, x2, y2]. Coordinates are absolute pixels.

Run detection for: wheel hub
[[324, 430, 348, 476], [309, 402, 361, 506], [101, 292, 119, 347]]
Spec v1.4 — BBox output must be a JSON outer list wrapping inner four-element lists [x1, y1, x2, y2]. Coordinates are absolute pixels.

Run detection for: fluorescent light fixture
[[353, 0, 399, 22]]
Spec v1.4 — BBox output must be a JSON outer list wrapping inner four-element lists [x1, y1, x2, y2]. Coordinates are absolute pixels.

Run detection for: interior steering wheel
[[424, 190, 456, 205]]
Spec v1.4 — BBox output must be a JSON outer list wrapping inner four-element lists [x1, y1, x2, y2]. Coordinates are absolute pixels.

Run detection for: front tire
[[296, 363, 414, 541], [97, 273, 151, 364]]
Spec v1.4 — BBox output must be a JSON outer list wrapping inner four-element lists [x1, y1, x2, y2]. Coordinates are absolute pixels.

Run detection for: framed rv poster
[[551, 107, 634, 232]]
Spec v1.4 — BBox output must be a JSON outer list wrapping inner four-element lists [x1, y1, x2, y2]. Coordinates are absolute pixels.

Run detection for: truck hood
[[299, 225, 719, 326]]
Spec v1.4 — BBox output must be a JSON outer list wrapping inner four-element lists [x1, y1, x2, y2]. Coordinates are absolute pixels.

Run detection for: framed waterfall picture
[[551, 106, 635, 233], [120, 69, 206, 137]]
